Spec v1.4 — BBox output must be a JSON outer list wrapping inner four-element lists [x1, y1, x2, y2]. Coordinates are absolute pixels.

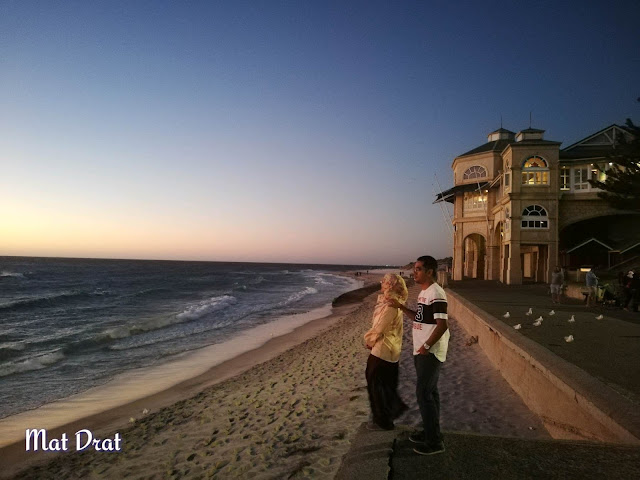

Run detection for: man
[[585, 268, 598, 307], [550, 266, 564, 304], [388, 255, 449, 455]]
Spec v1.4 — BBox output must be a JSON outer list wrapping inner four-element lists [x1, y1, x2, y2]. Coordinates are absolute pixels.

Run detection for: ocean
[[0, 257, 368, 419]]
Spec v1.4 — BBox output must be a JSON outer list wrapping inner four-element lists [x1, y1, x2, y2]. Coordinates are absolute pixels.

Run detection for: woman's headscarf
[[381, 273, 408, 304]]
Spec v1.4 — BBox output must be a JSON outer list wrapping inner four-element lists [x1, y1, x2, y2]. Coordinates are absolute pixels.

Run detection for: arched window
[[463, 165, 487, 180], [521, 155, 549, 185], [521, 205, 548, 229]]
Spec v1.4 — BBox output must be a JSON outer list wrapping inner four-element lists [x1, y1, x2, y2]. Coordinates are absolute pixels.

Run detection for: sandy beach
[[3, 272, 548, 479]]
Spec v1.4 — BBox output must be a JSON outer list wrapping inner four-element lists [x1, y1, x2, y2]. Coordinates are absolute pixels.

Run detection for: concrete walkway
[[336, 280, 640, 479], [337, 424, 640, 480]]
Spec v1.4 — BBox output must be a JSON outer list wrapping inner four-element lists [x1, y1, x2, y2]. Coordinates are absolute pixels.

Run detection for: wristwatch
[[423, 343, 430, 351]]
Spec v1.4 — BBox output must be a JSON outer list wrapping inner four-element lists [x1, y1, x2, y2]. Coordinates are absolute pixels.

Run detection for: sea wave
[[177, 295, 237, 321], [281, 287, 318, 306], [0, 350, 65, 378], [0, 271, 24, 278], [0, 289, 111, 311], [307, 272, 335, 286], [58, 297, 238, 355], [123, 287, 171, 298], [0, 342, 26, 361]]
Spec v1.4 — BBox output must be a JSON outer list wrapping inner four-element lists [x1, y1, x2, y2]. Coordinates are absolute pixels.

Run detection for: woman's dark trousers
[[366, 354, 406, 429]]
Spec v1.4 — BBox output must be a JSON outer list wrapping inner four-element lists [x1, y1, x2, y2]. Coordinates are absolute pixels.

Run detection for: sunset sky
[[2, 1, 638, 265]]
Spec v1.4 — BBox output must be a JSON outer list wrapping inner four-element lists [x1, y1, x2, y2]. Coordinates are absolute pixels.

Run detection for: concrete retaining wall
[[447, 290, 640, 444]]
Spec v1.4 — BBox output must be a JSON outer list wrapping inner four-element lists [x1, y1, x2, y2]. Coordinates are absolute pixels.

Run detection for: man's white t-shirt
[[412, 283, 450, 362]]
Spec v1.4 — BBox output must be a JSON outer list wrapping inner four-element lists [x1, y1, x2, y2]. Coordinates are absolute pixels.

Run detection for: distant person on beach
[[550, 266, 564, 304], [364, 273, 409, 431], [388, 255, 449, 456], [586, 268, 598, 307], [623, 270, 639, 312]]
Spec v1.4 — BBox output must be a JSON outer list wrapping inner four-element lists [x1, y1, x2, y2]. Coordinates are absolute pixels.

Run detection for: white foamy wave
[[0, 351, 65, 378], [282, 287, 318, 306], [0, 271, 24, 278], [309, 273, 334, 286], [0, 342, 26, 352], [102, 326, 133, 340], [177, 295, 237, 321]]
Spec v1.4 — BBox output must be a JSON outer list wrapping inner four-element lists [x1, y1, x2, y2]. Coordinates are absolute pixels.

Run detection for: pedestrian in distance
[[550, 266, 564, 304]]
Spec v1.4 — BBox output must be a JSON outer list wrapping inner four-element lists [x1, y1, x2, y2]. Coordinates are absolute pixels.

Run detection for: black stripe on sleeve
[[431, 300, 447, 315]]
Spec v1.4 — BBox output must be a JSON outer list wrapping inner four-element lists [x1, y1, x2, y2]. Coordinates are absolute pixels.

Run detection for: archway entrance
[[463, 233, 486, 279], [520, 244, 548, 283]]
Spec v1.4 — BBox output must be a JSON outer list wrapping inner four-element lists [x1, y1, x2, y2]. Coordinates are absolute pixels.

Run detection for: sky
[[1, 0, 639, 266]]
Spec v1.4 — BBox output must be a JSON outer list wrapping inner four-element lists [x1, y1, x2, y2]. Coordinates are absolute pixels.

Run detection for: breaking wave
[[177, 295, 237, 321], [281, 287, 318, 306], [0, 289, 111, 311], [0, 350, 65, 378], [0, 271, 24, 278]]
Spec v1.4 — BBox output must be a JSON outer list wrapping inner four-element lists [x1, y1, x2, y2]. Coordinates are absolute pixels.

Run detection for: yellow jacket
[[364, 294, 403, 362]]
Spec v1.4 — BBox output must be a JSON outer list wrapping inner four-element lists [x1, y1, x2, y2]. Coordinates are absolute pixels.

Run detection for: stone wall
[[447, 290, 640, 444]]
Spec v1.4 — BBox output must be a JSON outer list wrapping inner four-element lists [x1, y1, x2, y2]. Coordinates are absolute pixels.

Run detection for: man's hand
[[386, 298, 402, 309], [417, 344, 430, 355]]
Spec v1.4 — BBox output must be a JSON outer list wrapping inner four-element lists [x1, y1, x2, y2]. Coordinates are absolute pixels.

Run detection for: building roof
[[489, 127, 515, 135], [508, 139, 562, 147], [560, 124, 636, 161], [457, 140, 513, 158], [566, 238, 613, 253], [518, 128, 545, 134], [621, 242, 640, 254], [457, 137, 560, 159], [433, 181, 490, 204]]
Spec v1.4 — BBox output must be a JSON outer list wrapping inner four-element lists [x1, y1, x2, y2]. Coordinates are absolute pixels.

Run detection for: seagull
[[526, 308, 533, 316], [568, 315, 575, 323], [533, 319, 542, 327], [513, 324, 522, 330], [549, 310, 555, 316], [564, 335, 574, 343], [535, 316, 543, 322], [596, 314, 604, 320], [503, 312, 510, 318], [142, 408, 149, 415]]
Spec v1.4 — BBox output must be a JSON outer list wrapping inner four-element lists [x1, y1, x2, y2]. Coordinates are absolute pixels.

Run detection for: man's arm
[[416, 318, 448, 355], [387, 298, 416, 319]]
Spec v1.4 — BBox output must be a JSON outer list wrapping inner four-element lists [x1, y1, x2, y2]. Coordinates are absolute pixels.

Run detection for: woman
[[364, 273, 409, 430]]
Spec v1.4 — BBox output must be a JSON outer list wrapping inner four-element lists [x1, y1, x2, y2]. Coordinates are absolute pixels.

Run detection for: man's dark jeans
[[414, 353, 443, 446]]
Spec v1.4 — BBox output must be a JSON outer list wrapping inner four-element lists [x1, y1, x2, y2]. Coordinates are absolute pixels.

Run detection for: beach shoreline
[[0, 286, 367, 477], [3, 274, 551, 479]]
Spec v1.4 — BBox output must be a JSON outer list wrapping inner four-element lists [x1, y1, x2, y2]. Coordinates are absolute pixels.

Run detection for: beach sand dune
[[8, 283, 547, 479]]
